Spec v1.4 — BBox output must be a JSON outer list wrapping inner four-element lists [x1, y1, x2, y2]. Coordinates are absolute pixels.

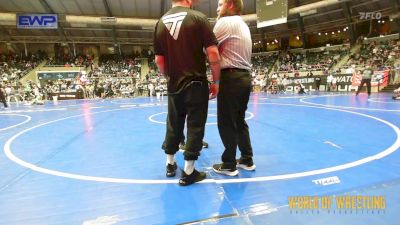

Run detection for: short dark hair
[[225, 0, 243, 14]]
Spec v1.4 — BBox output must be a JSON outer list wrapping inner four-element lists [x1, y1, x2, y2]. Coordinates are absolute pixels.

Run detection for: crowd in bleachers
[[82, 52, 166, 99], [2, 37, 400, 105], [278, 47, 349, 72], [343, 40, 400, 71], [46, 53, 94, 69], [1, 51, 47, 85], [97, 54, 142, 75], [252, 53, 279, 74]]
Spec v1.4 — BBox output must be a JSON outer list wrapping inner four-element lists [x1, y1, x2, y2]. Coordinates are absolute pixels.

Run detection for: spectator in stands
[[154, 0, 220, 185]]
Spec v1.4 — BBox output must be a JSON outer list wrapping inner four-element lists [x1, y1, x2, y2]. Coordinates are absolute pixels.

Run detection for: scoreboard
[[256, 0, 288, 28]]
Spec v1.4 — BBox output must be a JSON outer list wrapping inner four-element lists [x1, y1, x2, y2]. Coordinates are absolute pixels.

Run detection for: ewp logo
[[17, 14, 58, 29]]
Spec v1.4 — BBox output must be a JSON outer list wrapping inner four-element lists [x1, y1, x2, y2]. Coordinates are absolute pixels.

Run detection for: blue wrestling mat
[[0, 92, 399, 225]]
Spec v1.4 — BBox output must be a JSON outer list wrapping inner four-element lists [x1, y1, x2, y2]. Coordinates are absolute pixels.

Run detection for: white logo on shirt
[[162, 12, 187, 40]]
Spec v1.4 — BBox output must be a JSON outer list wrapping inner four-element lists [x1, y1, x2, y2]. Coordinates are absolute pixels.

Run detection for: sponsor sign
[[37, 72, 80, 80], [100, 17, 117, 24], [351, 70, 389, 86], [270, 71, 389, 92], [17, 14, 58, 29]]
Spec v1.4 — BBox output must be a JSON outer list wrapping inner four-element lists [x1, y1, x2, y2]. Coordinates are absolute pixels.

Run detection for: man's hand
[[209, 83, 219, 99]]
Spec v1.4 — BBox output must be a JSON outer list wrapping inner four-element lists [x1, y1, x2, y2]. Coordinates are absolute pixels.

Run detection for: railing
[[43, 64, 85, 68]]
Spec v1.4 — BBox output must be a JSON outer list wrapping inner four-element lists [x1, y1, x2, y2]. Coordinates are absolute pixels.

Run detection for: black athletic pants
[[356, 78, 371, 96], [0, 91, 7, 108], [315, 80, 321, 91], [217, 69, 253, 168], [162, 80, 209, 160]]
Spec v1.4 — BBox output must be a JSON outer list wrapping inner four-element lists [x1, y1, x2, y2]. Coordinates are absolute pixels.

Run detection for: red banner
[[351, 70, 389, 87]]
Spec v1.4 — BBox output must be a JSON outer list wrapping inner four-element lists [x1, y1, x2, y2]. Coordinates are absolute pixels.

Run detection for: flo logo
[[359, 12, 382, 20]]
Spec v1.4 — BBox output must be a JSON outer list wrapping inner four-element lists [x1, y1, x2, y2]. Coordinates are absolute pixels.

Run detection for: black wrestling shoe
[[178, 169, 206, 186], [236, 158, 256, 171], [212, 163, 239, 176], [166, 162, 177, 177]]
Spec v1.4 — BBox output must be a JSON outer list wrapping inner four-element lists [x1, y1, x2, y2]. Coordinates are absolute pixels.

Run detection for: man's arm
[[155, 55, 166, 75], [206, 45, 221, 99]]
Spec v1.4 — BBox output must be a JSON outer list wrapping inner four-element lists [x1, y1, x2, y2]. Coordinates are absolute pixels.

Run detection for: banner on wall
[[351, 70, 389, 87], [37, 71, 80, 80], [17, 14, 58, 29], [267, 72, 389, 92]]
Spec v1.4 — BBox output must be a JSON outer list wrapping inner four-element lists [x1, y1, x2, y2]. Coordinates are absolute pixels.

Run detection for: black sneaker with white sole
[[236, 158, 256, 171], [166, 162, 177, 177], [179, 169, 206, 186], [212, 163, 239, 176]]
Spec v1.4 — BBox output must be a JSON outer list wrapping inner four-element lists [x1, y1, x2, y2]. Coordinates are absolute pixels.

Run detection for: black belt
[[221, 68, 249, 73]]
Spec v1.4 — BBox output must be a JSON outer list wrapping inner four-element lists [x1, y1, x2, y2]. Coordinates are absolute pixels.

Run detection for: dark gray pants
[[0, 91, 7, 108], [162, 81, 209, 160], [217, 69, 253, 168], [356, 79, 371, 95]]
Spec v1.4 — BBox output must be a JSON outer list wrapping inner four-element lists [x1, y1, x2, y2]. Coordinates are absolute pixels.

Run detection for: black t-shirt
[[154, 6, 218, 93]]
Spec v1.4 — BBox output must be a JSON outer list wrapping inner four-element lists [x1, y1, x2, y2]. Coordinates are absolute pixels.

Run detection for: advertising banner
[[17, 14, 58, 29], [351, 70, 389, 87]]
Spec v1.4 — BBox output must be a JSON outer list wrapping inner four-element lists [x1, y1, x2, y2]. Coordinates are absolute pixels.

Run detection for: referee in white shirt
[[212, 0, 255, 176]]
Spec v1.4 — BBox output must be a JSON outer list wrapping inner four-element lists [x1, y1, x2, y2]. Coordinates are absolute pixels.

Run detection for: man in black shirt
[[154, 0, 221, 186]]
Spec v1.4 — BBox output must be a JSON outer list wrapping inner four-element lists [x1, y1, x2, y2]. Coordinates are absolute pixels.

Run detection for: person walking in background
[[154, 0, 221, 185], [315, 76, 321, 92], [0, 83, 9, 109], [212, 0, 255, 176], [326, 74, 333, 92]]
